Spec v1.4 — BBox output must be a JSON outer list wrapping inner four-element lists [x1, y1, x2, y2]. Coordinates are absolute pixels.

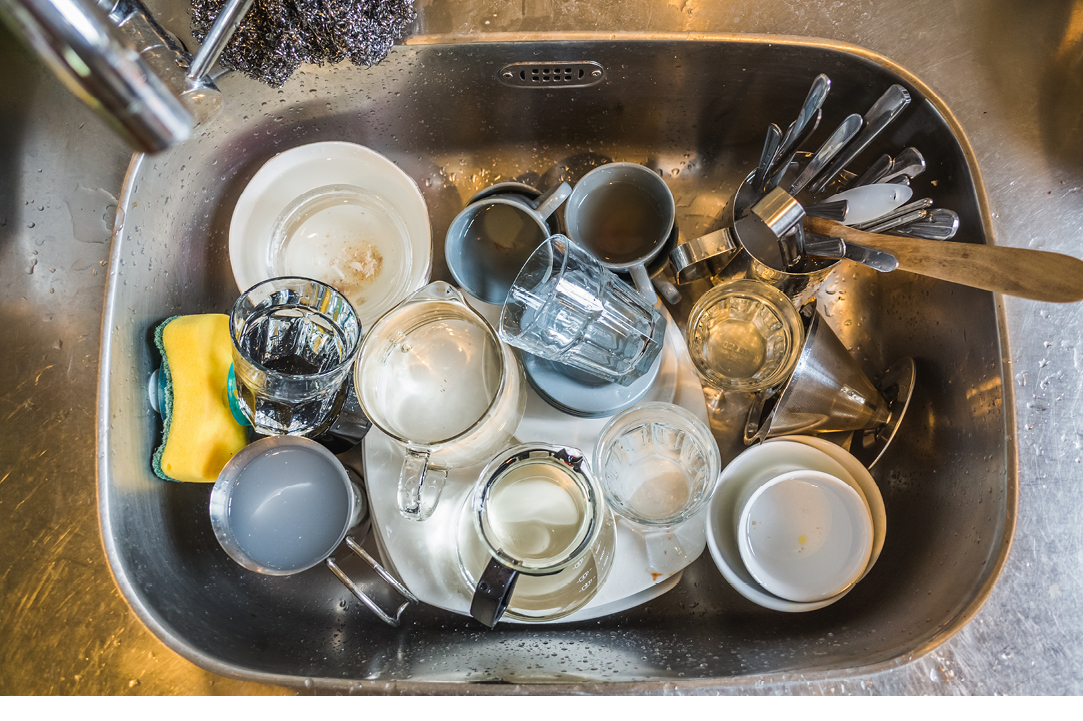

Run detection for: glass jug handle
[[397, 448, 447, 521], [470, 557, 520, 628]]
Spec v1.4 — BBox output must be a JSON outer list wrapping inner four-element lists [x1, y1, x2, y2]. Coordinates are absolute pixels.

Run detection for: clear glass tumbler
[[594, 402, 721, 527], [229, 276, 362, 437], [685, 279, 804, 392], [499, 234, 666, 387]]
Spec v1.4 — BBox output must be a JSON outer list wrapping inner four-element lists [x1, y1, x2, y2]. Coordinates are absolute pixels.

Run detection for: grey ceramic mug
[[445, 182, 571, 305], [564, 162, 676, 304]]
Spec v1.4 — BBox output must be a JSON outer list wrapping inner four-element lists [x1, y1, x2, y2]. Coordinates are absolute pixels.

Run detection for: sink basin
[[97, 33, 1015, 691]]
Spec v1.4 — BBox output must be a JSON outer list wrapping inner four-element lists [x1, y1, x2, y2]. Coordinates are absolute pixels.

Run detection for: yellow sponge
[[152, 314, 248, 483]]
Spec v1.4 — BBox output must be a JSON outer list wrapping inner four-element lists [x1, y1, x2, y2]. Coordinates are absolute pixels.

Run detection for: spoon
[[766, 109, 821, 192], [879, 147, 927, 185], [853, 154, 893, 188], [753, 124, 783, 194], [802, 233, 899, 272], [804, 217, 1083, 302], [776, 74, 832, 161], [825, 184, 913, 226], [789, 113, 863, 196], [853, 197, 933, 231], [809, 84, 912, 196], [892, 208, 959, 240]]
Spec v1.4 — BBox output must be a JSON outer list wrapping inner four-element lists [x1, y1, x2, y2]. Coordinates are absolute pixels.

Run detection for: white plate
[[364, 304, 709, 622], [767, 435, 886, 578], [706, 439, 868, 612], [229, 141, 432, 329]]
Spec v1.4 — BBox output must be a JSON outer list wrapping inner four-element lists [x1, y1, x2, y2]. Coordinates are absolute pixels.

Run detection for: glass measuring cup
[[460, 444, 616, 627], [354, 282, 527, 521]]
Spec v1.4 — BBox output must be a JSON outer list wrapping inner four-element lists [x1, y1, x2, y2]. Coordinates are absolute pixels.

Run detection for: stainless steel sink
[[97, 33, 1015, 691]]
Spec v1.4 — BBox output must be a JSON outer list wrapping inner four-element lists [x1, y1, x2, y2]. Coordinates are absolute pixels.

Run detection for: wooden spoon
[[804, 217, 1083, 303]]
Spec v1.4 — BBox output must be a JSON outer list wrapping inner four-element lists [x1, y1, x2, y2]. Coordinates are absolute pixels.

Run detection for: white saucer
[[229, 141, 432, 329], [364, 304, 707, 622], [766, 435, 886, 579]]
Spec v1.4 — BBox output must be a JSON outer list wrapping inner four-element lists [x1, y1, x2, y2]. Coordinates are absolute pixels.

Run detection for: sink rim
[[95, 30, 1019, 693]]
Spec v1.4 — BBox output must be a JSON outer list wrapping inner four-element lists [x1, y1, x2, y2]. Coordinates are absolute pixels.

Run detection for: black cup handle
[[470, 557, 520, 628]]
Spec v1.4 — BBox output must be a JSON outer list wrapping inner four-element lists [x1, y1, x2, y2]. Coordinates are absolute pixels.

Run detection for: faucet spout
[[0, 0, 193, 152], [1, 0, 252, 153]]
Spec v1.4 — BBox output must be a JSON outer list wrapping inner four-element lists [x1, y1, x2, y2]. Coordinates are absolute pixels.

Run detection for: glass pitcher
[[458, 444, 617, 627], [354, 281, 527, 521]]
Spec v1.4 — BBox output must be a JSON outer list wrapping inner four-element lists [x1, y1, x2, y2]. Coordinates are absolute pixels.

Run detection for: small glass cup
[[685, 279, 804, 392], [230, 276, 362, 437], [594, 402, 721, 527], [499, 234, 666, 387]]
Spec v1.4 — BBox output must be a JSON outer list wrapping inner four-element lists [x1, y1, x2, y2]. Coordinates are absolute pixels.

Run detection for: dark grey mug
[[564, 162, 676, 304]]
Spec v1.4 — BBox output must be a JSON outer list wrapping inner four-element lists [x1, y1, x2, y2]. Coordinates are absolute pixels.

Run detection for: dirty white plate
[[365, 304, 709, 622], [229, 141, 432, 330], [737, 469, 873, 603]]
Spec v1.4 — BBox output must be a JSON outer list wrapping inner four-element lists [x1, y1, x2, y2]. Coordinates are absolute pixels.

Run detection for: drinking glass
[[499, 234, 666, 387], [229, 276, 362, 437], [685, 279, 804, 392], [594, 402, 721, 528]]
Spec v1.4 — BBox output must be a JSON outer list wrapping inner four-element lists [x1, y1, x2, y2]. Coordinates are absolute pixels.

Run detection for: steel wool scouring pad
[[190, 0, 417, 87], [152, 314, 249, 483]]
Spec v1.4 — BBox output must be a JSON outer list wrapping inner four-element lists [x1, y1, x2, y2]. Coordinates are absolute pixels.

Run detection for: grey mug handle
[[532, 181, 572, 220], [628, 263, 659, 305]]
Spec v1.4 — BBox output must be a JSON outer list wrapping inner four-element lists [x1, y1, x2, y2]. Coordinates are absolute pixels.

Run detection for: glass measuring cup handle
[[325, 536, 420, 627], [470, 557, 521, 628], [397, 449, 448, 521]]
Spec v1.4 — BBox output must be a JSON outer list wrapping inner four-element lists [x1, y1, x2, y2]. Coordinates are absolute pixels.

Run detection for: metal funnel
[[745, 308, 891, 443]]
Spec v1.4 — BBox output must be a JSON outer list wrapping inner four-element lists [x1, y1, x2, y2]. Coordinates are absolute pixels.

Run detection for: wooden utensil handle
[[804, 217, 1083, 303]]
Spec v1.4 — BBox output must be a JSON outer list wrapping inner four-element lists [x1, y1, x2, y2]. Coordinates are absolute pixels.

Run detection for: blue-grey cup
[[445, 181, 571, 305]]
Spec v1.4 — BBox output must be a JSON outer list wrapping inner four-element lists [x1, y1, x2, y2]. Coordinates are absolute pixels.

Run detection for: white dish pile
[[706, 436, 886, 612]]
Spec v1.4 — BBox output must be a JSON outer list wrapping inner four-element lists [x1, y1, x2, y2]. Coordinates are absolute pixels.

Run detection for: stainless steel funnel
[[746, 308, 889, 441]]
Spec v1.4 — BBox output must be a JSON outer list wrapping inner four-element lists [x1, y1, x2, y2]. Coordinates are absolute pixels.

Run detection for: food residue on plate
[[326, 241, 383, 303]]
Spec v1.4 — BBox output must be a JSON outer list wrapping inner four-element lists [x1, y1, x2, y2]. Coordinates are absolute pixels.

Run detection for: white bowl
[[229, 142, 432, 330], [737, 469, 873, 603], [767, 435, 886, 579], [706, 439, 869, 612]]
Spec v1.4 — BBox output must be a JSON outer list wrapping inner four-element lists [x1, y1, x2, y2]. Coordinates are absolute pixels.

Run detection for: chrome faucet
[[0, 0, 253, 153]]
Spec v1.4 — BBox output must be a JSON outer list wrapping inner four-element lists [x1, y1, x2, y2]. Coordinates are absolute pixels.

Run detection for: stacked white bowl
[[706, 436, 886, 612]]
